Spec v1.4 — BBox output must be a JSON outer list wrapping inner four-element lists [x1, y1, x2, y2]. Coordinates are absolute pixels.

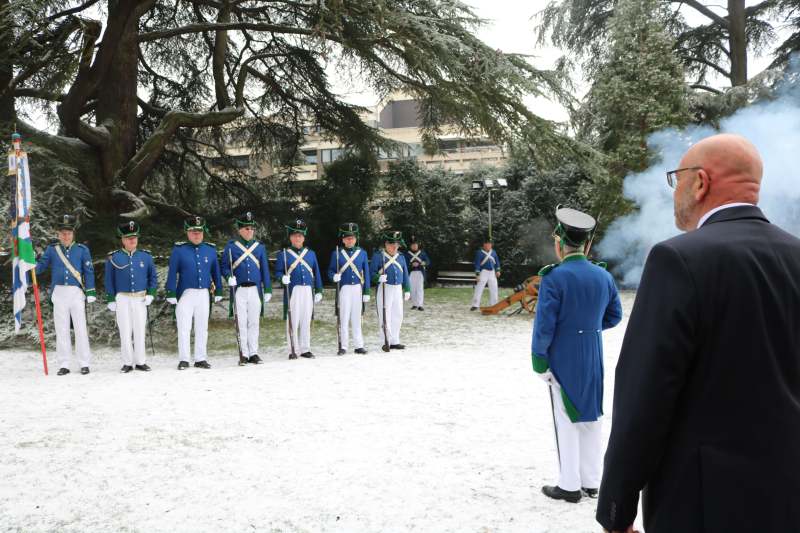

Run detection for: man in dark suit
[[597, 133, 800, 533]]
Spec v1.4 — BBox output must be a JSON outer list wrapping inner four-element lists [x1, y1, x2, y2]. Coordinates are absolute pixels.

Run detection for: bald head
[[673, 134, 763, 231]]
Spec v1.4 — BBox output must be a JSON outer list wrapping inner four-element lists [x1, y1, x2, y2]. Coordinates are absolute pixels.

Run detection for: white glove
[[403, 292, 411, 301], [145, 295, 153, 306], [227, 276, 237, 287], [214, 295, 222, 303], [107, 302, 117, 312], [86, 295, 96, 304], [314, 292, 322, 303], [167, 297, 178, 305], [333, 273, 341, 283], [538, 371, 554, 385], [264, 293, 272, 303], [281, 275, 290, 285], [362, 294, 370, 303], [378, 274, 388, 283]]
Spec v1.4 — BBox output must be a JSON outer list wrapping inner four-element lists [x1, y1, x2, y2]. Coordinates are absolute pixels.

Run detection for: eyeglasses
[[666, 166, 702, 188]]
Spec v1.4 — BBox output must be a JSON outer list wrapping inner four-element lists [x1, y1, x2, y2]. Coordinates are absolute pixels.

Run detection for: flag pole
[[11, 133, 48, 375]]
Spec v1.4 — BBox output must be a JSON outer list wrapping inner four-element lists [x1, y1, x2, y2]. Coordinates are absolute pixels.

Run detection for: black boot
[[80, 367, 90, 375], [248, 354, 263, 364], [300, 352, 315, 359], [541, 485, 581, 503], [135, 364, 151, 372], [121, 365, 133, 373], [417, 306, 424, 311], [470, 306, 478, 311], [581, 487, 598, 499], [178, 361, 189, 370], [288, 353, 298, 360], [411, 306, 417, 310], [354, 348, 368, 354], [194, 361, 211, 369], [389, 344, 405, 350], [337, 348, 346, 356], [57, 368, 70, 376], [238, 355, 249, 366]]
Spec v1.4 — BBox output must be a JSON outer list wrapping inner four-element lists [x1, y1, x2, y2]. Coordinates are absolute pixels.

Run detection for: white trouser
[[286, 285, 313, 354], [471, 269, 498, 307], [410, 271, 425, 307], [234, 286, 261, 357], [115, 293, 147, 366], [176, 288, 210, 362], [337, 284, 364, 350], [51, 285, 92, 369], [376, 283, 403, 345], [550, 382, 603, 492]]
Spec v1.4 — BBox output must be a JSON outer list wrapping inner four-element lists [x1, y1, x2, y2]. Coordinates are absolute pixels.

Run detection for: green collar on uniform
[[560, 253, 586, 264], [238, 237, 256, 246]]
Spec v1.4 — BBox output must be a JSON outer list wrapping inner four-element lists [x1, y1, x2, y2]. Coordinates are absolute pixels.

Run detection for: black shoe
[[581, 487, 598, 499], [354, 348, 368, 354], [300, 352, 315, 359], [57, 368, 70, 376], [288, 353, 298, 360], [121, 365, 133, 373], [470, 306, 478, 311], [194, 361, 211, 369], [178, 361, 189, 370], [80, 367, 90, 375], [411, 306, 418, 310], [389, 344, 405, 350], [238, 355, 249, 366], [135, 364, 151, 372], [417, 307, 424, 311], [337, 348, 346, 356], [541, 485, 581, 503], [248, 354, 263, 364]]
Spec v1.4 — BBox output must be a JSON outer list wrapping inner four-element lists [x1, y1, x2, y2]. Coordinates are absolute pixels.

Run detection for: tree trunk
[[728, 0, 748, 86], [94, 1, 141, 209], [0, 0, 16, 126]]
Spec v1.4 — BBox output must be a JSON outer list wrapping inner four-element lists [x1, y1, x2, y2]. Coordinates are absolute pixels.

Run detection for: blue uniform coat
[[36, 242, 96, 295], [531, 255, 623, 422], [473, 249, 500, 273], [404, 249, 431, 273], [370, 251, 410, 290], [328, 247, 371, 294], [104, 249, 158, 301], [165, 242, 222, 299]]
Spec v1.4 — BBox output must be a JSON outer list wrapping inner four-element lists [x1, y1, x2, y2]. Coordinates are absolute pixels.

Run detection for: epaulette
[[140, 249, 152, 255], [174, 241, 187, 246], [591, 260, 608, 270], [106, 249, 117, 256], [538, 263, 559, 276], [76, 243, 89, 250], [202, 241, 216, 248]]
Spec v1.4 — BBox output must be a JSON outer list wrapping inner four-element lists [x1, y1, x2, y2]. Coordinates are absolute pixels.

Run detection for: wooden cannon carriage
[[480, 275, 541, 316]]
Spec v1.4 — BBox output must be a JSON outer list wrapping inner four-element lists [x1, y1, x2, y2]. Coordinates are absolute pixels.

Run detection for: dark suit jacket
[[597, 206, 800, 532]]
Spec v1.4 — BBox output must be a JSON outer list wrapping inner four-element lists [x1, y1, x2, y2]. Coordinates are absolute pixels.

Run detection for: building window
[[437, 139, 460, 152], [321, 148, 344, 163], [211, 155, 250, 169], [301, 149, 318, 165]]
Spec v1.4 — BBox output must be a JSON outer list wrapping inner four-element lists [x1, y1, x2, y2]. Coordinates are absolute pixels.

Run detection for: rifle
[[335, 246, 343, 354], [229, 248, 245, 365], [380, 251, 390, 352], [284, 248, 297, 359]]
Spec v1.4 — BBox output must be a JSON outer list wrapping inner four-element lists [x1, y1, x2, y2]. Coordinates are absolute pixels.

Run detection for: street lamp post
[[471, 178, 508, 241]]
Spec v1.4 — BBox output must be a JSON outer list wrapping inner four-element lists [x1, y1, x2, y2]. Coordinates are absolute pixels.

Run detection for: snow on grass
[[0, 287, 637, 532]]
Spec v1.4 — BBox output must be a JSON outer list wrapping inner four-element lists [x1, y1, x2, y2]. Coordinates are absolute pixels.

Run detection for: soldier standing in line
[[35, 214, 96, 376], [371, 230, 411, 350], [404, 236, 430, 311], [165, 215, 223, 370], [105, 220, 158, 373], [221, 211, 273, 366], [328, 222, 370, 355], [470, 237, 500, 311]]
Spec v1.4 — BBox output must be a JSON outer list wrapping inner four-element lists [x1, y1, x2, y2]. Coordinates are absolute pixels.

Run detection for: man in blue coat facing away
[[531, 206, 623, 504]]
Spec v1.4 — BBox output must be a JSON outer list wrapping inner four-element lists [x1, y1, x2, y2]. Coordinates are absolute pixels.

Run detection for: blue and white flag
[[8, 133, 35, 333]]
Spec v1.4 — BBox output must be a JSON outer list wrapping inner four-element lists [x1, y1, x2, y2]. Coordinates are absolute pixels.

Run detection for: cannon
[[480, 275, 541, 316]]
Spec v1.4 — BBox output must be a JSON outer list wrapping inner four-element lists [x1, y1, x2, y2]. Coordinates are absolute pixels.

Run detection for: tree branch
[[690, 83, 724, 94], [118, 106, 244, 194], [675, 0, 729, 27], [138, 22, 315, 42]]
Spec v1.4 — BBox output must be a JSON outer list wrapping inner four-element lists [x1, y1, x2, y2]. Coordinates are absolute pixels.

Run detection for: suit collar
[[702, 204, 769, 227]]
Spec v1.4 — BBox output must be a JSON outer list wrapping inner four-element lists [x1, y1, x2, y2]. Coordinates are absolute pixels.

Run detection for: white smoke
[[598, 65, 800, 287]]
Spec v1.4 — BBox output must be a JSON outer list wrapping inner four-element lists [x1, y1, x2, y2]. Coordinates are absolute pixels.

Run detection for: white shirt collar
[[697, 203, 755, 229]]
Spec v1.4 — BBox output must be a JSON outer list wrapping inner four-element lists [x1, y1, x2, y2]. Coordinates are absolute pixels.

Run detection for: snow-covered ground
[[0, 288, 638, 533]]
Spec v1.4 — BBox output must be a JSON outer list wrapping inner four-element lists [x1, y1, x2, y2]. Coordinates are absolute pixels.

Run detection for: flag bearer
[[470, 237, 501, 311], [371, 230, 411, 350], [328, 222, 370, 355], [35, 214, 96, 375], [531, 207, 622, 503], [274, 219, 323, 359], [221, 211, 272, 365], [105, 220, 158, 373], [404, 236, 431, 311], [165, 215, 222, 370]]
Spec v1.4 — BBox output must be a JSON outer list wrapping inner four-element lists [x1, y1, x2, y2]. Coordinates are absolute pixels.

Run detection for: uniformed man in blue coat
[[328, 222, 371, 355], [36, 214, 96, 375], [221, 211, 272, 366], [404, 236, 430, 311], [531, 207, 623, 504], [274, 219, 323, 359], [371, 230, 411, 350], [165, 216, 223, 370], [104, 220, 158, 373], [470, 237, 500, 310]]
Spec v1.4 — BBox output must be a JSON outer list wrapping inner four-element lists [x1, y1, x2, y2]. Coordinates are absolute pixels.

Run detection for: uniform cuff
[[265, 287, 273, 294], [315, 287, 323, 294], [215, 288, 223, 296], [85, 288, 96, 297], [106, 293, 116, 303], [363, 288, 371, 296], [532, 353, 549, 373], [166, 290, 176, 298], [147, 288, 157, 296]]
